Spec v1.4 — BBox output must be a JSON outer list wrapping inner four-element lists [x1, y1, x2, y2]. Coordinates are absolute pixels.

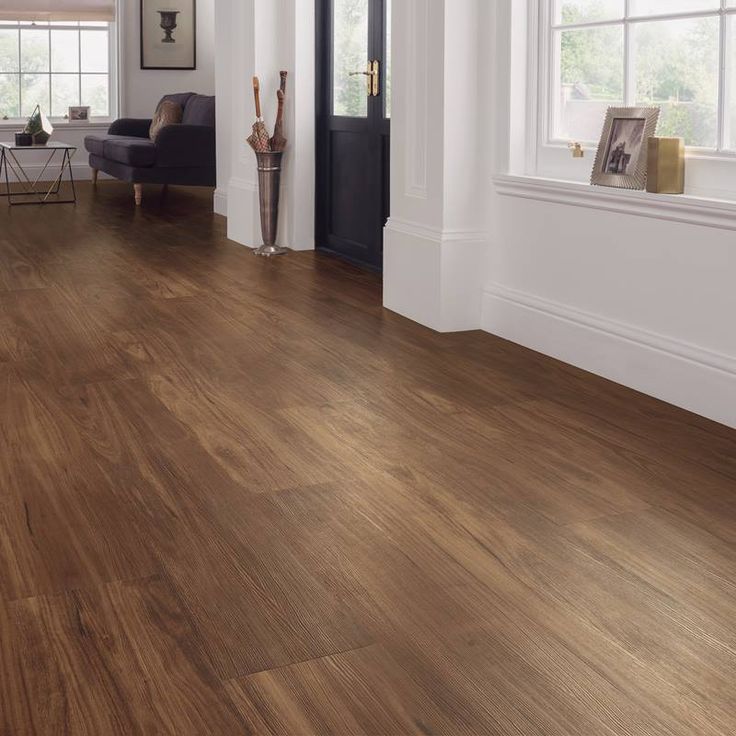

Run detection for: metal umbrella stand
[[247, 72, 289, 257], [253, 150, 287, 257]]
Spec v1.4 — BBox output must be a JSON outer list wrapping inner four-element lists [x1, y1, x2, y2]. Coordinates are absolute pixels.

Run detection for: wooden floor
[[1, 183, 736, 735]]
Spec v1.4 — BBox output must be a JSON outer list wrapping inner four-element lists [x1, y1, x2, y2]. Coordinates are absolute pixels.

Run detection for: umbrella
[[247, 76, 271, 152], [270, 89, 287, 152], [280, 70, 288, 94]]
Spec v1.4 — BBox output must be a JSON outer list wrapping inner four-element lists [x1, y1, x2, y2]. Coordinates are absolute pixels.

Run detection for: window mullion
[[623, 0, 633, 106], [719, 8, 729, 150], [48, 28, 52, 117]]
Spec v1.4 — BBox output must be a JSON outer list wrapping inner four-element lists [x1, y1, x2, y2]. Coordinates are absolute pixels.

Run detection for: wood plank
[[0, 576, 248, 735], [0, 183, 734, 734]]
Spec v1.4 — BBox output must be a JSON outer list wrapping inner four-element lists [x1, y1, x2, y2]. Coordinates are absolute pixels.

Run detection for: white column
[[383, 0, 488, 332], [215, 0, 315, 251]]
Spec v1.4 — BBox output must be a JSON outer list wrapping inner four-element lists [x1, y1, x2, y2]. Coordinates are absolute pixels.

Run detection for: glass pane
[[81, 73, 108, 116], [21, 73, 50, 116], [555, 0, 623, 25], [332, 0, 368, 117], [51, 30, 79, 73], [385, 0, 391, 118], [0, 29, 19, 73], [727, 16, 736, 148], [51, 74, 79, 116], [554, 25, 624, 141], [632, 16, 719, 148], [20, 29, 49, 73], [629, 0, 719, 16], [80, 30, 108, 73], [0, 74, 19, 118]]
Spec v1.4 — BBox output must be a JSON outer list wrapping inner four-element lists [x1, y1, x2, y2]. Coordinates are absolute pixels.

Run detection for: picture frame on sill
[[591, 107, 660, 190], [140, 0, 196, 70], [68, 106, 91, 122]]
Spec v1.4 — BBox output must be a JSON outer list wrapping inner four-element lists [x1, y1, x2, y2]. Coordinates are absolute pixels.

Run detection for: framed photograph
[[68, 106, 90, 122], [140, 0, 196, 70], [591, 107, 660, 190]]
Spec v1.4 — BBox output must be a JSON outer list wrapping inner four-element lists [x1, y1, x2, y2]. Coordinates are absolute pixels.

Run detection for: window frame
[[538, 0, 736, 158], [0, 17, 118, 124]]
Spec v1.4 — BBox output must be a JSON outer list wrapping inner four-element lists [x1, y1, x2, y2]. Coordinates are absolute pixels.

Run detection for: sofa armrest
[[108, 118, 152, 138], [154, 125, 216, 168]]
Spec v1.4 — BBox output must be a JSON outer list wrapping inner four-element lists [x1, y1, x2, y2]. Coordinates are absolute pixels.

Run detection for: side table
[[0, 141, 77, 206]]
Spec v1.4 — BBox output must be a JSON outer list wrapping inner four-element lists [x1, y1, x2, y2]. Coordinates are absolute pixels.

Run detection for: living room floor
[[1, 183, 736, 735]]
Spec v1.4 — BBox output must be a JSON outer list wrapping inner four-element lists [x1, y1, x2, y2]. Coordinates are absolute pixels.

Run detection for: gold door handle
[[349, 61, 380, 97]]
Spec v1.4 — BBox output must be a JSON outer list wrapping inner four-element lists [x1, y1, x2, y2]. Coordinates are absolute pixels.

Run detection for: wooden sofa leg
[[133, 183, 142, 206], [92, 169, 98, 186]]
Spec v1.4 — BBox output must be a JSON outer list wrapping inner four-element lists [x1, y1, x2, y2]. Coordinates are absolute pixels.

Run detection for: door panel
[[316, 0, 390, 271]]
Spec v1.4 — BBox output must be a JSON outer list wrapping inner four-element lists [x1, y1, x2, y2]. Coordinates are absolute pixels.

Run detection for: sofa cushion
[[103, 137, 157, 167], [160, 92, 194, 110], [149, 100, 183, 141], [182, 94, 215, 127], [84, 133, 109, 156]]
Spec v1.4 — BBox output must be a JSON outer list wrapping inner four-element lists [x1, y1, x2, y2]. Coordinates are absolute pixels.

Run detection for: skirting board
[[213, 188, 227, 217], [482, 283, 736, 429], [1, 162, 95, 183]]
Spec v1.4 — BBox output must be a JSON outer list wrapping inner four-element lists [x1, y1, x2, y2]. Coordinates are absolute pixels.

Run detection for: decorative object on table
[[14, 133, 32, 147], [247, 77, 271, 153], [24, 105, 53, 145], [140, 0, 196, 70], [0, 141, 77, 206], [591, 107, 659, 190], [149, 100, 183, 140], [646, 137, 685, 195], [568, 141, 584, 158], [84, 92, 215, 206], [68, 106, 91, 122]]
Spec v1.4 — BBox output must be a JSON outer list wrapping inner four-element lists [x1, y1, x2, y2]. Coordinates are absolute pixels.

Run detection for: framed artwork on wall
[[140, 0, 197, 70]]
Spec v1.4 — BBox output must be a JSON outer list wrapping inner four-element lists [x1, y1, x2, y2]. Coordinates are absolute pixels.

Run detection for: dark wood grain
[[1, 182, 735, 735]]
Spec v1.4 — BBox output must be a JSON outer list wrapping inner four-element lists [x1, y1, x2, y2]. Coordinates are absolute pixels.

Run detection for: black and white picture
[[602, 118, 646, 175], [591, 107, 660, 190], [140, 0, 196, 70], [68, 106, 90, 122]]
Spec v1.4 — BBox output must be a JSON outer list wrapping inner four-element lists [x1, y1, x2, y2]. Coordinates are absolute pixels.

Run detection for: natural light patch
[[0, 20, 110, 119], [549, 0, 734, 150]]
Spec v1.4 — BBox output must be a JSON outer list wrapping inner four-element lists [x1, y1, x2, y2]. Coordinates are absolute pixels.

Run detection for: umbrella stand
[[253, 150, 288, 257]]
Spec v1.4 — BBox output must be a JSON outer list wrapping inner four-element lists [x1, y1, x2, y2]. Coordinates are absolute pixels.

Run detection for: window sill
[[0, 120, 111, 132], [493, 173, 736, 232]]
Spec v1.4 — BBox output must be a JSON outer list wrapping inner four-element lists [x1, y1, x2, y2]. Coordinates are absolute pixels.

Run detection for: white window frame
[[526, 0, 736, 198], [0, 17, 118, 125]]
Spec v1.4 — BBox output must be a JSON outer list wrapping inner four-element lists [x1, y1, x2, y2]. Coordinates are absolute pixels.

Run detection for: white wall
[[382, 0, 736, 428], [121, 0, 215, 118], [0, 0, 215, 183], [482, 0, 736, 428], [214, 0, 315, 250]]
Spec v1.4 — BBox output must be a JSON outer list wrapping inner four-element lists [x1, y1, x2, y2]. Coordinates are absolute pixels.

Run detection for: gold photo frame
[[591, 107, 660, 190]]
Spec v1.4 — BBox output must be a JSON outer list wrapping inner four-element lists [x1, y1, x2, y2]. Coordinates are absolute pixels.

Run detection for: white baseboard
[[213, 187, 228, 216], [384, 217, 487, 332], [482, 283, 736, 429], [1, 162, 95, 183]]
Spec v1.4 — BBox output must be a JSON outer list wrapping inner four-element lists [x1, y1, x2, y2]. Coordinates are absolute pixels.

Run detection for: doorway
[[316, 0, 391, 270]]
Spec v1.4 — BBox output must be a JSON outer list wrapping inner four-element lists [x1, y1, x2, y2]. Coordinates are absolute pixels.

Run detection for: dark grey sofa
[[84, 93, 216, 205]]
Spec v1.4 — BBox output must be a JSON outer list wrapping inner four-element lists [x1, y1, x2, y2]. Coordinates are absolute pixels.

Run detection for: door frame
[[315, 0, 391, 271]]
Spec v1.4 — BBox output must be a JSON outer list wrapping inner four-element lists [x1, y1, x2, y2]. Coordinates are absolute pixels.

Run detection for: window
[[546, 0, 736, 152], [0, 20, 114, 121]]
